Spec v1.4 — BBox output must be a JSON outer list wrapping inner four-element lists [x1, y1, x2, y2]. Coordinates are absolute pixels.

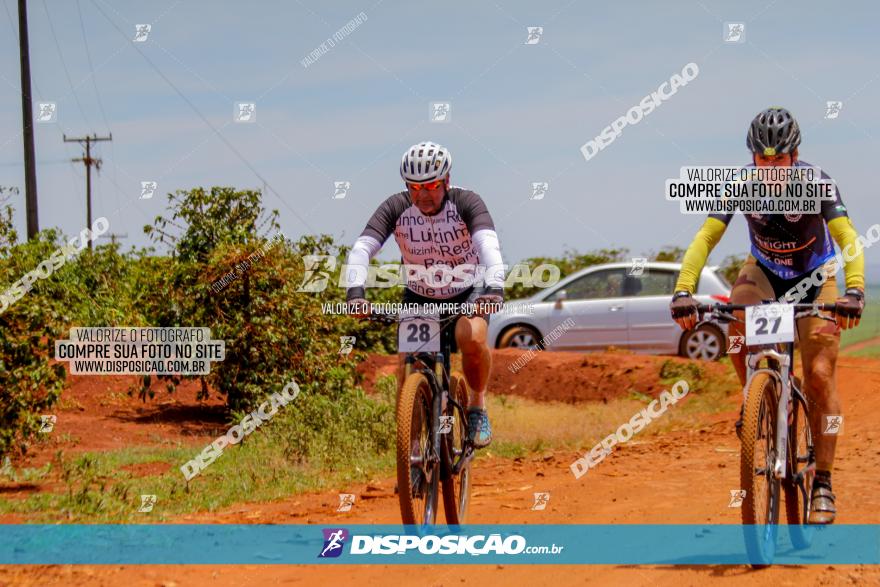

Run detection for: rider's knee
[[802, 357, 834, 385], [455, 317, 487, 352]]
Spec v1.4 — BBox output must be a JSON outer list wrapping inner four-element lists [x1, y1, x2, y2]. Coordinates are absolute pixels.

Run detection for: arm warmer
[[473, 228, 505, 294], [827, 216, 866, 290], [344, 235, 382, 301], [673, 217, 728, 294]]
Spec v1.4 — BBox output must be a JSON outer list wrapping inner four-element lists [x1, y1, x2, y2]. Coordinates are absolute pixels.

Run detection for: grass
[[844, 342, 880, 359], [0, 440, 395, 523], [479, 363, 740, 460]]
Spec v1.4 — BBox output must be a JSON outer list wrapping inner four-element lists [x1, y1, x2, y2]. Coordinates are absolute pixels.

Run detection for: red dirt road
[[2, 354, 880, 586]]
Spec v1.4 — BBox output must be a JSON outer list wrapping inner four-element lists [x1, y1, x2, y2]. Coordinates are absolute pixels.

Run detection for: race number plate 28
[[398, 311, 440, 353], [745, 304, 794, 345]]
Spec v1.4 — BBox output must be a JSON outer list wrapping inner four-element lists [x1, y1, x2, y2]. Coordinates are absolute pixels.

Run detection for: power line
[[75, 0, 120, 213], [6, 0, 92, 234], [89, 0, 317, 236], [41, 0, 91, 129], [74, 0, 110, 133]]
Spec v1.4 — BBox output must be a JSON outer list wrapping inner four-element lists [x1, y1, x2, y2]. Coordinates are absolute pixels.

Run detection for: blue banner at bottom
[[1, 524, 878, 565]]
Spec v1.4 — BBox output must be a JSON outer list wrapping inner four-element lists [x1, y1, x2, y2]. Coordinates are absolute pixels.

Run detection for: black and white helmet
[[400, 141, 452, 183], [747, 107, 801, 156]]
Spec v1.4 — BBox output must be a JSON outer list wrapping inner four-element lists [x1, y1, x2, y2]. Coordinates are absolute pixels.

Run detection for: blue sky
[[1, 0, 878, 275]]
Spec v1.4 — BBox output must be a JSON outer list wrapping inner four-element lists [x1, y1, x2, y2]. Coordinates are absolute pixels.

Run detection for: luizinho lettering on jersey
[[345, 187, 505, 300]]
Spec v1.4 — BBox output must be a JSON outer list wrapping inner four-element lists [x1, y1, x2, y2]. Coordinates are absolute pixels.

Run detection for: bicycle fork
[[746, 348, 792, 480]]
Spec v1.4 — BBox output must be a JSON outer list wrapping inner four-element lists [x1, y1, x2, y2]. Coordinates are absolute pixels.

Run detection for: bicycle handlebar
[[697, 302, 837, 313], [363, 313, 398, 326], [696, 302, 838, 325]]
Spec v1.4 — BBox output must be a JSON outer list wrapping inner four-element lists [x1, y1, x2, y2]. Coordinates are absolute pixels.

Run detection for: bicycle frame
[[743, 344, 792, 480], [401, 318, 473, 478], [700, 301, 833, 483]]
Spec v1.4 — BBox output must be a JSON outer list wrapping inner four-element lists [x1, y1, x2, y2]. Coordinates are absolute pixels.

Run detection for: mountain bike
[[698, 301, 837, 567], [366, 309, 475, 527]]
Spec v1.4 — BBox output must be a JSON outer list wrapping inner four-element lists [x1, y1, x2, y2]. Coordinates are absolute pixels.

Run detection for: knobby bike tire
[[397, 372, 439, 526], [740, 371, 781, 567]]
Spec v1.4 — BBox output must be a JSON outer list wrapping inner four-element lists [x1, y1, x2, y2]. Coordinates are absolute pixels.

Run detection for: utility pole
[[64, 133, 112, 249], [18, 0, 39, 239]]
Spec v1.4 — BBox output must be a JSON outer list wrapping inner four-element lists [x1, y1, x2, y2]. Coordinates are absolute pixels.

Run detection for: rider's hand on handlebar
[[347, 297, 371, 319], [834, 288, 864, 330], [670, 291, 700, 330]]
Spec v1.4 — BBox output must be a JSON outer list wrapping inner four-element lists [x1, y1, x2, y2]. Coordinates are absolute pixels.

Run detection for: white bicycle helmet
[[400, 141, 452, 183]]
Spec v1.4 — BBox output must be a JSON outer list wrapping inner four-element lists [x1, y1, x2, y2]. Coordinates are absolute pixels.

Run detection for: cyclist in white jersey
[[346, 141, 505, 448]]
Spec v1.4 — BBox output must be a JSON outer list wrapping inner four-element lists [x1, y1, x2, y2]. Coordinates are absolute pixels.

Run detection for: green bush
[[0, 207, 66, 460], [0, 185, 400, 460], [270, 367, 395, 467], [141, 188, 359, 411], [717, 254, 746, 287], [659, 359, 704, 388]]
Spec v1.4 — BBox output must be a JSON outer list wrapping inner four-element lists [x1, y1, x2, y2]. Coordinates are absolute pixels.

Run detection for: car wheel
[[679, 325, 724, 361], [498, 325, 542, 350]]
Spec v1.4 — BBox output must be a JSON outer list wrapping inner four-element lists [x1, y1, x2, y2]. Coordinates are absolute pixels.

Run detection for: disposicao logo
[[318, 528, 349, 558]]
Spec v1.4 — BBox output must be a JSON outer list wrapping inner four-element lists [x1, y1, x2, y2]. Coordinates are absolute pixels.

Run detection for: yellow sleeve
[[827, 216, 865, 290], [673, 217, 728, 294]]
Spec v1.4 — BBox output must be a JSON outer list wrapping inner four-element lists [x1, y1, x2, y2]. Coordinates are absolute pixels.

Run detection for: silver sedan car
[[489, 261, 732, 360]]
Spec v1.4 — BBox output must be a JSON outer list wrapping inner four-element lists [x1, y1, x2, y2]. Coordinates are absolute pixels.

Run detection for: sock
[[815, 469, 832, 489]]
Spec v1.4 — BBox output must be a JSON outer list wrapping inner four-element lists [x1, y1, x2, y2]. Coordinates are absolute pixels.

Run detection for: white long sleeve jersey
[[345, 188, 505, 300]]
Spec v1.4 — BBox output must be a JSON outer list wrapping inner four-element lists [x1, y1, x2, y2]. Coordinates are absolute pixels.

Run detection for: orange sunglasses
[[407, 179, 444, 191]]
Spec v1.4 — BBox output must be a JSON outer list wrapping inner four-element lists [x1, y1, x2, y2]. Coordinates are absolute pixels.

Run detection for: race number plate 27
[[745, 304, 795, 345], [398, 310, 440, 353]]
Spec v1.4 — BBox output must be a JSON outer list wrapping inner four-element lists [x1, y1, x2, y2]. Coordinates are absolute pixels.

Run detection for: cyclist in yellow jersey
[[670, 107, 865, 524]]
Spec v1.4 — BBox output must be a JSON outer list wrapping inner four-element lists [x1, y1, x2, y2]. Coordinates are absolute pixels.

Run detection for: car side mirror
[[554, 289, 567, 309]]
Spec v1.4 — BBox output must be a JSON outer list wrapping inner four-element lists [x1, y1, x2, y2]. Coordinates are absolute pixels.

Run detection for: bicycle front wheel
[[397, 372, 439, 526], [740, 371, 781, 567]]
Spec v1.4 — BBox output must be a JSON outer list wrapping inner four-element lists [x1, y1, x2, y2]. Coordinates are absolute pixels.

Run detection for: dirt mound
[[358, 349, 730, 403], [355, 352, 399, 390]]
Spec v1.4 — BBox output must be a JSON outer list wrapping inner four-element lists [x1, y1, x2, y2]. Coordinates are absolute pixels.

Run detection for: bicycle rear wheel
[[740, 371, 781, 567], [397, 372, 439, 526], [784, 379, 815, 549], [442, 372, 472, 525]]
